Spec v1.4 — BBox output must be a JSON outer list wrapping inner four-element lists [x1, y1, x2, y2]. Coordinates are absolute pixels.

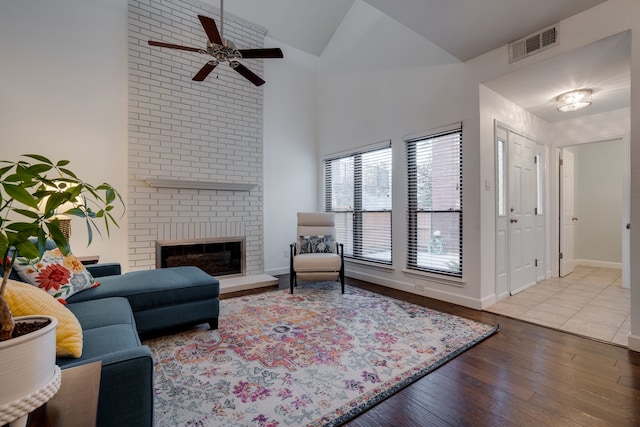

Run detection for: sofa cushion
[[76, 325, 142, 361], [59, 297, 141, 367], [4, 279, 83, 358], [66, 266, 219, 310], [13, 247, 100, 301], [66, 297, 137, 331]]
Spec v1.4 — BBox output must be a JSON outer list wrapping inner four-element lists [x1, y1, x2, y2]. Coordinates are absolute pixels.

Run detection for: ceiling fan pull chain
[[220, 0, 224, 43]]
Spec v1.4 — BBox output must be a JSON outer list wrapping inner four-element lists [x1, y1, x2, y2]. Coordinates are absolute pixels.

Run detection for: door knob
[[572, 217, 578, 221], [510, 218, 518, 223]]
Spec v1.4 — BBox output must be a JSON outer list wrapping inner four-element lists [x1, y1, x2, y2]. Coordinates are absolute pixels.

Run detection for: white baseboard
[[346, 270, 484, 310], [628, 334, 640, 352], [480, 293, 499, 310], [574, 259, 622, 270], [265, 266, 288, 276]]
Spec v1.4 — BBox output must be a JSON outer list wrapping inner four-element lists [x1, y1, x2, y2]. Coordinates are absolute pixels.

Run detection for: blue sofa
[[8, 262, 220, 427]]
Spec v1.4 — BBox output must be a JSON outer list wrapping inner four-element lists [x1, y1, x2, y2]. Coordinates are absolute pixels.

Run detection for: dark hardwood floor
[[222, 276, 640, 426]]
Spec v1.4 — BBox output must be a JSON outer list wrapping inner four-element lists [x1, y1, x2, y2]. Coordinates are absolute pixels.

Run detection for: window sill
[[402, 269, 465, 288], [345, 258, 394, 271]]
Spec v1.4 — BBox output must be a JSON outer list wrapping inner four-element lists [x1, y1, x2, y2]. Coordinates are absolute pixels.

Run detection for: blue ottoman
[[67, 266, 220, 333]]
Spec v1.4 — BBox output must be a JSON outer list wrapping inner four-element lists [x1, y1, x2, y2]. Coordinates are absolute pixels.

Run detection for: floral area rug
[[146, 283, 499, 426]]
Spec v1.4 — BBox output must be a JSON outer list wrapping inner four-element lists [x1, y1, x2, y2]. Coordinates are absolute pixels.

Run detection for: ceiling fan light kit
[[557, 89, 592, 112], [147, 0, 283, 86]]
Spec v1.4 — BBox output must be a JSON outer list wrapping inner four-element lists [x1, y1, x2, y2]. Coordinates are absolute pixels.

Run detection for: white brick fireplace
[[127, 0, 267, 280]]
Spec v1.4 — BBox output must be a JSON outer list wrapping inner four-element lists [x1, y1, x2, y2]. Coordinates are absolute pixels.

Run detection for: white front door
[[508, 133, 537, 294], [495, 127, 509, 299], [560, 148, 576, 277]]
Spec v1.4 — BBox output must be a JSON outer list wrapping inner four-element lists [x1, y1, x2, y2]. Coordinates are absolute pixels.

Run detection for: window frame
[[497, 137, 507, 217], [406, 124, 463, 277], [324, 143, 393, 265]]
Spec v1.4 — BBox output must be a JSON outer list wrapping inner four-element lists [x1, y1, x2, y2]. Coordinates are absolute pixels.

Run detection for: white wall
[[0, 0, 129, 265], [263, 38, 319, 275], [551, 108, 631, 144]]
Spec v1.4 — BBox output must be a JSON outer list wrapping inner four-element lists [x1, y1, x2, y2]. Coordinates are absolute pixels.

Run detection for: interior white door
[[559, 148, 576, 277], [508, 134, 537, 294]]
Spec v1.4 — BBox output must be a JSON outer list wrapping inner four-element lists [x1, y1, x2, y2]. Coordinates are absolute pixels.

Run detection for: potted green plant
[[0, 154, 124, 424], [0, 154, 124, 339]]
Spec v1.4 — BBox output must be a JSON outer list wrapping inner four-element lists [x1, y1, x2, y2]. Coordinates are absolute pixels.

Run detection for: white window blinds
[[407, 125, 462, 276], [325, 144, 392, 264]]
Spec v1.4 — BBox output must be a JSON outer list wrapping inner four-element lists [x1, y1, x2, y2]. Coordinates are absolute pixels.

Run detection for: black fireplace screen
[[157, 239, 243, 277]]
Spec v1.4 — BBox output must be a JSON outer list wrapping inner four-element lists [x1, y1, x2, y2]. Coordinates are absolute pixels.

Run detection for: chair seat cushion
[[293, 253, 342, 272]]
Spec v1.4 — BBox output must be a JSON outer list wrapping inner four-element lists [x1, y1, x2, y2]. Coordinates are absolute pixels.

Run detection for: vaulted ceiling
[[203, 0, 629, 122], [215, 0, 607, 60]]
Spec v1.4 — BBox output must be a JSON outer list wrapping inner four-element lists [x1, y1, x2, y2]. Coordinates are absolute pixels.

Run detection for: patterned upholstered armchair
[[289, 212, 345, 294]]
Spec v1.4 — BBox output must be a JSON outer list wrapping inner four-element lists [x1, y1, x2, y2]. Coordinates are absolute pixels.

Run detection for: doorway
[[488, 136, 630, 345], [558, 139, 627, 285]]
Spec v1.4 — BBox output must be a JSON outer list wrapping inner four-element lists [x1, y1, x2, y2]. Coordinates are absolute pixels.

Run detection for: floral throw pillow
[[13, 248, 100, 302], [299, 235, 334, 254]]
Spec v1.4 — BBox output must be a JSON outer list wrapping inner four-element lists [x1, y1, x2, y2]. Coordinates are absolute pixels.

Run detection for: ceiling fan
[[147, 0, 283, 86]]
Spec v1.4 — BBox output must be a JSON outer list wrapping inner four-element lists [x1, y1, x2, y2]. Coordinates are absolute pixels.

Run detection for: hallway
[[485, 266, 629, 346]]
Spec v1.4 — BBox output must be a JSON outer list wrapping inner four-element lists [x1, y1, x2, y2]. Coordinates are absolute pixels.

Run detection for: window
[[325, 144, 392, 264], [535, 153, 543, 215], [407, 125, 462, 277], [497, 138, 506, 217]]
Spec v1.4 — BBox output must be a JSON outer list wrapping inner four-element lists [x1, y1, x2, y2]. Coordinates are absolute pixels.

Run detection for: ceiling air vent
[[509, 24, 558, 63]]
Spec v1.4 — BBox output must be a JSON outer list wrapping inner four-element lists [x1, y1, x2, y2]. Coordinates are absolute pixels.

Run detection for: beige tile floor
[[485, 266, 630, 346]]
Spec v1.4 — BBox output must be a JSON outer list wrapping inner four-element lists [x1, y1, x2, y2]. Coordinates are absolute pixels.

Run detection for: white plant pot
[[0, 315, 61, 426]]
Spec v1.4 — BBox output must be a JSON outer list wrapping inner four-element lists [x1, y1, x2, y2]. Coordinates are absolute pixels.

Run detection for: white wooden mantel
[[144, 178, 257, 192]]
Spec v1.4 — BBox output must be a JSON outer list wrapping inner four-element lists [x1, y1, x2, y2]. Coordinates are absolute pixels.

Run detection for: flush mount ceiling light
[[557, 89, 593, 112]]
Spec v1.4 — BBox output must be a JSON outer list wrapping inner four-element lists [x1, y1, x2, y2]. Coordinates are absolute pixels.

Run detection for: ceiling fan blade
[[148, 40, 202, 53], [198, 15, 223, 46], [231, 62, 265, 86], [238, 48, 284, 59], [193, 62, 217, 81]]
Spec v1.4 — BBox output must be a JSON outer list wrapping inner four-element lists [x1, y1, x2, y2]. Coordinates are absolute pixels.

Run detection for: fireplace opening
[[156, 238, 244, 277]]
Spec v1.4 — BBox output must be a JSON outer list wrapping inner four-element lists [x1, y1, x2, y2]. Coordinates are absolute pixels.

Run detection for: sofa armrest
[[86, 263, 122, 278], [58, 344, 151, 369], [60, 346, 154, 427]]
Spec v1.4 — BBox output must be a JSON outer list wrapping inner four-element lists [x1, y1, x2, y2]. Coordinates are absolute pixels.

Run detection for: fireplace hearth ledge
[[218, 274, 279, 294]]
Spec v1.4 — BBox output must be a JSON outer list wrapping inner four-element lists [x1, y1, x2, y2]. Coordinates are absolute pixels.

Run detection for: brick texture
[[128, 0, 265, 274]]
